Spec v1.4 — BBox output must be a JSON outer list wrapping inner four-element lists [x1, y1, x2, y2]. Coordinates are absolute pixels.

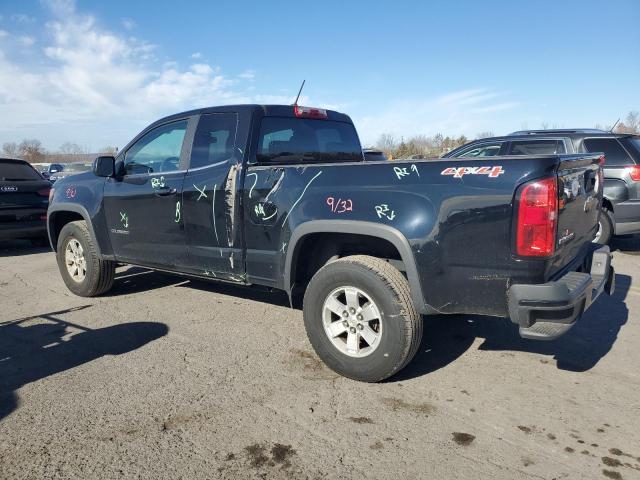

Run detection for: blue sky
[[0, 0, 638, 150]]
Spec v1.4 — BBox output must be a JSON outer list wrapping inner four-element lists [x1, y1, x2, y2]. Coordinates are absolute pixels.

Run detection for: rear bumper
[[508, 245, 614, 340], [0, 220, 47, 240]]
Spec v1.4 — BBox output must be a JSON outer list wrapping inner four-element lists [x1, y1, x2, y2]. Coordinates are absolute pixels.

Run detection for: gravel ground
[[0, 238, 639, 480]]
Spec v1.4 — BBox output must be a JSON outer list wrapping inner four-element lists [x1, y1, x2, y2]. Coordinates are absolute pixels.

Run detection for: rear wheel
[[303, 255, 422, 382], [594, 209, 613, 245], [56, 221, 115, 296]]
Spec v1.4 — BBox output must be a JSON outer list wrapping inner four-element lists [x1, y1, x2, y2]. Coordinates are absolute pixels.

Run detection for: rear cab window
[[0, 160, 43, 181], [256, 117, 363, 164], [583, 138, 634, 166]]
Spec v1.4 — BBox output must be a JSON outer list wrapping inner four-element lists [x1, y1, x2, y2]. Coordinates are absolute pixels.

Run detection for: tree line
[[1, 140, 117, 163], [3, 111, 638, 163], [374, 111, 640, 159]]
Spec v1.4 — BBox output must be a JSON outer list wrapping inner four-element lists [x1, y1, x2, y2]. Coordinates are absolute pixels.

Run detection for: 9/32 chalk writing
[[326, 197, 353, 214]]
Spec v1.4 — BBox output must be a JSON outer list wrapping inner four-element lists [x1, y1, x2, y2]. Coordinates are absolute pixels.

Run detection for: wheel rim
[[322, 286, 382, 358], [64, 238, 87, 283], [594, 220, 603, 243]]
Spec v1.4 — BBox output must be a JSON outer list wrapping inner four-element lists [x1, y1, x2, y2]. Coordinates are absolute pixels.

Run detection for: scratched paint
[[212, 183, 219, 244], [281, 170, 322, 227], [246, 172, 258, 198], [224, 164, 239, 247]]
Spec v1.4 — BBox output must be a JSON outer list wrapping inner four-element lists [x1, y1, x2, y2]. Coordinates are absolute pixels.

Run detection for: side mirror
[[93, 156, 115, 177]]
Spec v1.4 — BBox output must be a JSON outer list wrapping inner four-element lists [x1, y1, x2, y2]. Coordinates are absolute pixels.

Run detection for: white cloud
[[121, 18, 136, 30], [0, 0, 266, 149], [238, 69, 255, 80], [353, 88, 520, 144], [191, 52, 202, 59], [18, 36, 35, 46], [0, 30, 8, 38]]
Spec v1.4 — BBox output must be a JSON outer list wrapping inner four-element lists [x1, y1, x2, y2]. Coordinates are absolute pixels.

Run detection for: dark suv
[[444, 129, 640, 244]]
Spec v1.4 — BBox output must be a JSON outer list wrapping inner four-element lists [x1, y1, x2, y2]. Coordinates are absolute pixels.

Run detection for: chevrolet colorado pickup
[[47, 105, 615, 382]]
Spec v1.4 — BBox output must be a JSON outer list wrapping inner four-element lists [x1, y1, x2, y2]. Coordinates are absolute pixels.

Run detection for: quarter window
[[124, 120, 188, 175], [583, 138, 632, 166], [190, 113, 238, 169]]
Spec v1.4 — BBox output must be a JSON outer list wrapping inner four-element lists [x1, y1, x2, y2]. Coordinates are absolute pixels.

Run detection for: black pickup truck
[[47, 105, 615, 382]]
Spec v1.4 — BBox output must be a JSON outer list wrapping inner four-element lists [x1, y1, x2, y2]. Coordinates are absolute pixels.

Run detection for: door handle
[[154, 187, 177, 196]]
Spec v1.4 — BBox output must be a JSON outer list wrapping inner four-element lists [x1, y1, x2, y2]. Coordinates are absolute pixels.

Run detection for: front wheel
[[56, 220, 115, 297], [303, 255, 422, 382]]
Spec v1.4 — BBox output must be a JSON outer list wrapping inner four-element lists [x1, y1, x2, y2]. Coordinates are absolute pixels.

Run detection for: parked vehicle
[[363, 149, 388, 162], [444, 129, 640, 244], [0, 157, 51, 245], [47, 105, 614, 382], [37, 163, 65, 181]]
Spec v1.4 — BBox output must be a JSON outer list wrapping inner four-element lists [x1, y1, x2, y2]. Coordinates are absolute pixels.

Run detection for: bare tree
[[375, 133, 397, 154], [99, 146, 118, 155], [615, 111, 640, 134], [2, 142, 19, 157], [59, 142, 88, 155], [18, 139, 46, 163]]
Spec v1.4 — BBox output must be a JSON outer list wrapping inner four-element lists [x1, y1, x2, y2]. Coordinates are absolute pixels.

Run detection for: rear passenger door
[[181, 113, 245, 280]]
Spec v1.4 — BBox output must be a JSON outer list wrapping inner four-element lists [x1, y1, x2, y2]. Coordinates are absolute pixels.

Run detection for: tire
[[303, 255, 422, 382], [594, 209, 613, 245], [56, 220, 115, 297]]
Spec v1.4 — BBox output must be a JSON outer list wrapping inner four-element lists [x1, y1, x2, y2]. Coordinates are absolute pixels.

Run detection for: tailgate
[[549, 154, 603, 276]]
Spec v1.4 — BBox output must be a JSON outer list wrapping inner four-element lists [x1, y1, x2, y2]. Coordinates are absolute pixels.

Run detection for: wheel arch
[[48, 203, 104, 256], [284, 220, 430, 314]]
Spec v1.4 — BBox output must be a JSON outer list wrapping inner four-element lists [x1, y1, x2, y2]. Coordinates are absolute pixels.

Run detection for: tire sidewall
[[595, 210, 613, 245], [56, 223, 96, 296], [303, 261, 411, 381]]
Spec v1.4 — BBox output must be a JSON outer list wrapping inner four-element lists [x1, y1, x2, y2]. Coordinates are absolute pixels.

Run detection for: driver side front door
[[103, 118, 192, 269]]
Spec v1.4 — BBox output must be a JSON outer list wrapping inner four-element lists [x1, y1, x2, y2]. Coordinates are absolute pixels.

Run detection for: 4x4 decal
[[441, 166, 505, 178]]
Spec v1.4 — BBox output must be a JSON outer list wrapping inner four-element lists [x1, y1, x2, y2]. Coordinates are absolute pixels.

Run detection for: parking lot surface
[[1, 239, 639, 480]]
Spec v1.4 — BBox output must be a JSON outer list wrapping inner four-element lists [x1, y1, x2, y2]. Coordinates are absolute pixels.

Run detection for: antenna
[[293, 80, 305, 106], [610, 118, 620, 133]]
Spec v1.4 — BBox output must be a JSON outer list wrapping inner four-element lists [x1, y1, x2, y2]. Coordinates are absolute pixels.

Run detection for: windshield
[[257, 117, 363, 164], [0, 161, 43, 181]]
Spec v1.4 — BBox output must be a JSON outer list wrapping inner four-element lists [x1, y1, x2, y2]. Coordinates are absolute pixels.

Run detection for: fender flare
[[284, 220, 431, 314], [48, 203, 104, 256]]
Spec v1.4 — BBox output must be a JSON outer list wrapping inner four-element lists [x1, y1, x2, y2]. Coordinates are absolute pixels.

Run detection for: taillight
[[598, 154, 605, 166], [627, 165, 640, 181], [38, 187, 51, 197], [293, 105, 327, 119], [516, 176, 558, 257]]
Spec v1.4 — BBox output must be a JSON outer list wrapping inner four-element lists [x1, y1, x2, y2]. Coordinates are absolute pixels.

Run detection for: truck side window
[[457, 142, 503, 157], [583, 138, 632, 166], [190, 113, 238, 169], [508, 140, 565, 155], [124, 120, 188, 175], [256, 117, 362, 164]]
